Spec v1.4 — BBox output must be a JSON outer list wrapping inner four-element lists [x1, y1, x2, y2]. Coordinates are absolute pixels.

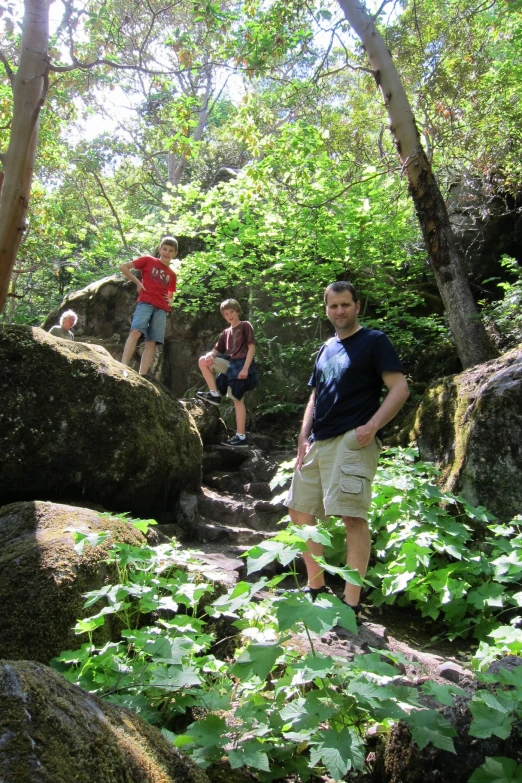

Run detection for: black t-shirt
[[309, 327, 404, 441]]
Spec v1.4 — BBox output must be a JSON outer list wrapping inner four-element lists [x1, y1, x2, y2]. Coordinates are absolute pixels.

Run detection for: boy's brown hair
[[220, 298, 241, 314], [160, 236, 178, 250]]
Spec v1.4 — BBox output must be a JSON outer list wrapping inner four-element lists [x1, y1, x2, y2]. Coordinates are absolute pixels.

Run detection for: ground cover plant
[[53, 451, 522, 780]]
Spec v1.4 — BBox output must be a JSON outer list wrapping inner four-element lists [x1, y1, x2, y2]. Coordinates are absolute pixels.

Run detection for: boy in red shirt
[[197, 299, 257, 446], [119, 237, 178, 376]]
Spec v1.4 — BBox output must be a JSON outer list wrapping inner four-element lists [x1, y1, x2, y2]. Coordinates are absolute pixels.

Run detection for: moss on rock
[[0, 659, 211, 783], [0, 500, 146, 662], [412, 347, 522, 521], [0, 325, 202, 516]]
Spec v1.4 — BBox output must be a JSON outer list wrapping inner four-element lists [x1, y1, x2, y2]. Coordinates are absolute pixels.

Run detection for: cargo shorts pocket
[[339, 462, 373, 495], [339, 475, 363, 495]]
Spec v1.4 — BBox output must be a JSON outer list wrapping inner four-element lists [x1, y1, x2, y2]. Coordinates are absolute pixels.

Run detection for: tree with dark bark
[[335, 0, 498, 368]]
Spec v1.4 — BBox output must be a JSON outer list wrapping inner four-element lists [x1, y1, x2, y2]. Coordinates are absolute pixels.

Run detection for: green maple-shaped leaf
[[405, 709, 456, 752], [469, 701, 514, 739], [275, 593, 357, 634], [421, 681, 467, 706], [245, 539, 305, 574], [149, 664, 201, 689], [469, 756, 522, 783], [310, 727, 360, 779], [175, 714, 227, 748], [228, 740, 271, 771], [231, 642, 284, 681]]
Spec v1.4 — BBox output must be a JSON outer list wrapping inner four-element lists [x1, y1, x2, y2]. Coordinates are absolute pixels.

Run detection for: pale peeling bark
[[336, 0, 498, 369], [0, 0, 51, 314], [168, 64, 214, 187]]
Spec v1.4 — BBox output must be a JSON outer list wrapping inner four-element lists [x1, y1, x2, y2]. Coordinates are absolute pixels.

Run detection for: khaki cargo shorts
[[210, 355, 238, 401], [284, 429, 382, 521]]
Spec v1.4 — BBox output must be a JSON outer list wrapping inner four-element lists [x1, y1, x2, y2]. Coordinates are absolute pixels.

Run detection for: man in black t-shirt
[[284, 281, 409, 620]]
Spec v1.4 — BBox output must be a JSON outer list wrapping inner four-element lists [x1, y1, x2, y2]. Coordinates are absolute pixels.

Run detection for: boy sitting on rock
[[197, 299, 257, 446]]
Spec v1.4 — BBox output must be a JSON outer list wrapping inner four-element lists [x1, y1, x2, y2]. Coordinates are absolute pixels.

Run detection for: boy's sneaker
[[224, 434, 248, 446], [196, 390, 221, 406]]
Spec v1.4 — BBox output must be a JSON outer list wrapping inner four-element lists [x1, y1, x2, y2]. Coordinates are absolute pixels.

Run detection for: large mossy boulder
[[0, 325, 202, 515], [0, 659, 210, 783], [0, 501, 146, 662], [412, 347, 522, 521]]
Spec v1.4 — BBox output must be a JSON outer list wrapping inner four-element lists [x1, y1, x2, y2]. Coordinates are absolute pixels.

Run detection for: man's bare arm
[[296, 389, 316, 469], [355, 372, 410, 447]]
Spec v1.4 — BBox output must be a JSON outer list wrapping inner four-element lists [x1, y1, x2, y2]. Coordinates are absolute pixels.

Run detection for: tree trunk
[[168, 101, 209, 187], [336, 0, 498, 369], [0, 0, 50, 314]]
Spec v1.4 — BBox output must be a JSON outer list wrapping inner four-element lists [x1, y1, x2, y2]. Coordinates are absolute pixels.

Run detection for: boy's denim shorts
[[284, 429, 382, 522], [130, 302, 168, 344]]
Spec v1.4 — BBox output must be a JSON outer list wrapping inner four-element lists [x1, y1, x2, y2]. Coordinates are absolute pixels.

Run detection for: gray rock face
[[0, 325, 202, 516], [412, 347, 522, 521], [0, 659, 210, 783], [181, 399, 227, 445], [0, 501, 145, 662], [448, 176, 522, 289]]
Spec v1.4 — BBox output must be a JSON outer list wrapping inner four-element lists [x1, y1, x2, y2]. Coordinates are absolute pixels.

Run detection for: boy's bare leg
[[139, 341, 156, 375], [198, 357, 218, 391], [121, 329, 142, 366], [342, 516, 371, 606], [288, 508, 325, 589], [233, 397, 247, 435]]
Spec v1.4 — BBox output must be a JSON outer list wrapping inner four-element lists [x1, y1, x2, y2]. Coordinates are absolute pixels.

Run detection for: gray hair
[[60, 309, 78, 326]]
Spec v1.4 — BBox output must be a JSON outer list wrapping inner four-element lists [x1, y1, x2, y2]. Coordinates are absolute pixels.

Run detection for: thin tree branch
[[0, 51, 14, 83], [372, 0, 394, 21], [295, 168, 398, 208], [91, 171, 130, 251]]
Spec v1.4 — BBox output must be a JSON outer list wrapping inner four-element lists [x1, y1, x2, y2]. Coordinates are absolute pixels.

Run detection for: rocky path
[[164, 432, 473, 687]]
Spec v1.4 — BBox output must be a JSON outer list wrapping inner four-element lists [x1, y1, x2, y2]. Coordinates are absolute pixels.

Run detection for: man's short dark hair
[[324, 281, 359, 305]]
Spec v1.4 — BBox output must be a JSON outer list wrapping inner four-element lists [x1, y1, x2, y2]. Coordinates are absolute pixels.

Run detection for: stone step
[[203, 471, 247, 495], [193, 517, 272, 546], [198, 487, 286, 531], [203, 473, 284, 502], [206, 444, 253, 470]]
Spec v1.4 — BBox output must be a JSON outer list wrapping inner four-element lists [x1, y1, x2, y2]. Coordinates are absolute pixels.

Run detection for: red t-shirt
[[132, 256, 176, 312], [214, 321, 255, 360]]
